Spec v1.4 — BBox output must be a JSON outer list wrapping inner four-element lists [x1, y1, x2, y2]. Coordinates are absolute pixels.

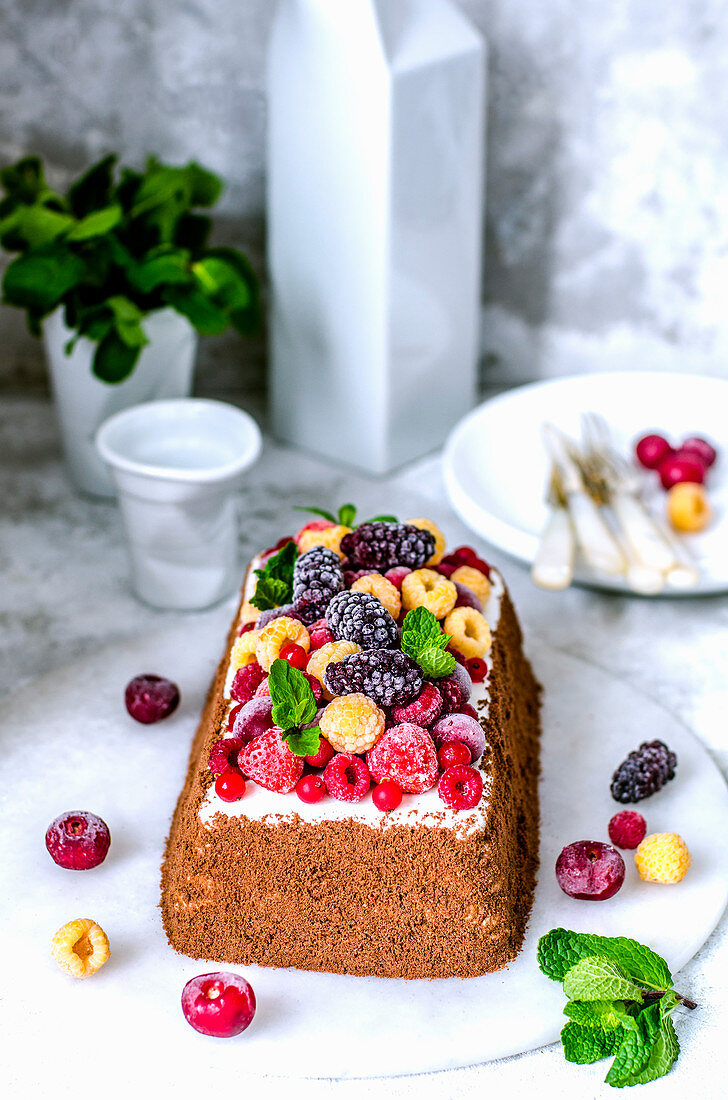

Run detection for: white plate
[[443, 371, 728, 594], [2, 616, 727, 1089]]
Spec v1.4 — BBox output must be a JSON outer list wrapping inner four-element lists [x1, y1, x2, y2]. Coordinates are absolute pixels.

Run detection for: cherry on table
[[124, 674, 180, 724], [45, 810, 111, 870], [181, 972, 256, 1037]]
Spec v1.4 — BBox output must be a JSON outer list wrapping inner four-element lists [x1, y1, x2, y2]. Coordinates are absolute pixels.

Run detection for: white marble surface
[[2, 395, 728, 1097]]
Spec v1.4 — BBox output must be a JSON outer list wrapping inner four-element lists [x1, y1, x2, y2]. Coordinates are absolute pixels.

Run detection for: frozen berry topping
[[323, 753, 371, 802], [437, 764, 483, 811], [555, 840, 625, 900], [341, 522, 436, 571], [325, 590, 399, 649], [304, 734, 335, 769], [208, 736, 244, 774], [124, 674, 179, 724], [215, 770, 247, 802], [296, 774, 327, 804], [324, 649, 422, 708], [181, 972, 256, 1037], [45, 810, 111, 870], [232, 697, 275, 744], [437, 741, 471, 769], [230, 661, 266, 703], [610, 740, 677, 803], [372, 778, 403, 812], [390, 681, 443, 726], [431, 712, 486, 762], [238, 728, 304, 794], [608, 810, 647, 850], [366, 723, 439, 794]]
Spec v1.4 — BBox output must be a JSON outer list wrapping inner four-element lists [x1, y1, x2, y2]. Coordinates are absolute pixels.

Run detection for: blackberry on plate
[[325, 590, 398, 649], [340, 522, 435, 571], [325, 650, 423, 708], [610, 740, 677, 803]]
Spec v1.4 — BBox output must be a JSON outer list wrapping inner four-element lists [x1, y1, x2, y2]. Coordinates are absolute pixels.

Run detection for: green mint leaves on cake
[[538, 928, 696, 1087], [251, 540, 298, 611], [267, 657, 321, 757], [401, 606, 456, 678], [294, 503, 398, 527]]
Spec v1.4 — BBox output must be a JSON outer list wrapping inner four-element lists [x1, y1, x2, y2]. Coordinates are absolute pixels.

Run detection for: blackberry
[[324, 650, 422, 708], [340, 522, 436, 571], [610, 740, 678, 804], [292, 546, 344, 622], [325, 590, 399, 649]]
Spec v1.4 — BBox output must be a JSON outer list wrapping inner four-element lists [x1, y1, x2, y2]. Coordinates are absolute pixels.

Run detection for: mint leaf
[[623, 1016, 679, 1086], [563, 957, 644, 1004], [402, 606, 443, 643], [605, 1002, 661, 1087], [251, 540, 297, 611], [537, 928, 672, 990], [338, 503, 357, 527], [282, 725, 322, 758], [417, 646, 456, 678], [268, 658, 318, 730], [401, 607, 455, 678], [293, 505, 337, 523], [564, 1000, 636, 1033], [561, 1022, 620, 1064]]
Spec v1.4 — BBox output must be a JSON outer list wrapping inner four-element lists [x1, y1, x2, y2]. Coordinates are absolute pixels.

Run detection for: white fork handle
[[651, 518, 701, 590], [611, 492, 677, 572], [606, 511, 665, 595], [567, 490, 626, 576], [531, 506, 575, 590]]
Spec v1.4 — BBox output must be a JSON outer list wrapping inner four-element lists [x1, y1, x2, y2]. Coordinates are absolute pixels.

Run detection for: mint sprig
[[294, 503, 398, 528], [267, 657, 321, 758], [400, 606, 456, 678], [538, 928, 695, 1087], [250, 540, 298, 611]]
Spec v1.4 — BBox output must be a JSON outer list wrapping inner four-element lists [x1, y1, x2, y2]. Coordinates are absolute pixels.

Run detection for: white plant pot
[[43, 307, 199, 498]]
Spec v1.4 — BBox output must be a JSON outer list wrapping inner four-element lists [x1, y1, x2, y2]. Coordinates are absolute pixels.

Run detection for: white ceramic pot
[[43, 307, 198, 498]]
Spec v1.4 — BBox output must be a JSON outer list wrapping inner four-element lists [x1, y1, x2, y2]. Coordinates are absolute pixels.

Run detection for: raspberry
[[431, 712, 486, 761], [292, 546, 344, 610], [635, 833, 691, 884], [238, 728, 304, 793], [372, 778, 403, 812], [366, 723, 439, 794], [306, 640, 361, 698], [384, 566, 411, 590], [238, 620, 256, 635], [208, 736, 244, 773], [556, 841, 625, 900], [610, 740, 678, 803], [391, 681, 443, 726], [442, 546, 478, 567], [230, 661, 265, 703], [323, 753, 370, 802], [51, 918, 110, 978], [445, 643, 467, 667], [124, 674, 179, 724], [181, 972, 256, 1037], [215, 770, 247, 802], [438, 741, 471, 769], [438, 676, 463, 714], [254, 678, 270, 697], [230, 630, 260, 670], [45, 811, 111, 870], [459, 702, 479, 720], [302, 671, 323, 702], [319, 693, 385, 754], [451, 565, 491, 605], [467, 657, 488, 682], [324, 649, 422, 708], [406, 517, 446, 565], [340, 522, 436, 571], [608, 811, 647, 849], [231, 697, 274, 743], [444, 606, 492, 659], [304, 734, 335, 769], [296, 774, 327, 803], [298, 524, 351, 558], [256, 616, 310, 671], [438, 764, 483, 810], [309, 619, 335, 649], [401, 569, 457, 619], [325, 590, 399, 649], [350, 572, 401, 619]]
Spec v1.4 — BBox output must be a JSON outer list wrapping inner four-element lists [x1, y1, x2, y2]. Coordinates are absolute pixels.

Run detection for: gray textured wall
[[1, 0, 727, 395]]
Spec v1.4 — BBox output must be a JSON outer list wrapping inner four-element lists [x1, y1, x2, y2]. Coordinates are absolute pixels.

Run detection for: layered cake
[[161, 515, 541, 979]]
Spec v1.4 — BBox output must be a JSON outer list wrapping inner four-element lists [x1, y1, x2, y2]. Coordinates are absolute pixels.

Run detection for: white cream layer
[[200, 558, 504, 836]]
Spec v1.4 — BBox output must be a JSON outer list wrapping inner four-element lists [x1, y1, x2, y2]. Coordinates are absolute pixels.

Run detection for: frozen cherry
[[46, 810, 111, 870], [295, 774, 326, 804], [438, 741, 471, 769], [181, 972, 256, 1037], [555, 840, 625, 900], [372, 778, 403, 812], [232, 697, 275, 744], [680, 436, 717, 469], [453, 581, 482, 612], [214, 770, 247, 802], [635, 433, 673, 470], [304, 734, 335, 769], [658, 453, 706, 490], [125, 674, 179, 724]]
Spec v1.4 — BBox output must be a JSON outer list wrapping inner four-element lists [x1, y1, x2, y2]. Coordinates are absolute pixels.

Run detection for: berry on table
[[608, 810, 647, 850], [324, 649, 422, 708], [366, 723, 439, 793], [326, 590, 399, 649], [438, 741, 471, 769], [466, 657, 488, 683], [372, 777, 403, 812], [635, 433, 673, 470], [230, 661, 265, 703], [635, 832, 691, 884], [323, 753, 371, 802], [658, 452, 706, 490], [431, 712, 486, 761], [124, 674, 180, 724], [340, 522, 436, 571], [304, 735, 335, 769], [555, 840, 625, 900], [295, 774, 327, 804], [215, 770, 247, 802], [45, 811, 111, 870], [319, 693, 385, 754], [238, 728, 304, 793], [279, 641, 308, 669], [391, 681, 443, 726], [208, 736, 244, 773], [231, 697, 275, 743], [181, 972, 256, 1037], [680, 436, 717, 468], [443, 606, 492, 659], [51, 918, 110, 978], [438, 763, 483, 811], [610, 740, 677, 803], [667, 482, 712, 533]]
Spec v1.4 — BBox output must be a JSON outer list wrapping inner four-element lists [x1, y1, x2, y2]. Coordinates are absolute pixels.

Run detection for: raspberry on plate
[[323, 753, 371, 802], [238, 728, 304, 793], [366, 723, 439, 794], [181, 972, 256, 1037], [46, 811, 111, 870], [635, 832, 691, 884], [608, 810, 646, 849], [438, 764, 483, 810]]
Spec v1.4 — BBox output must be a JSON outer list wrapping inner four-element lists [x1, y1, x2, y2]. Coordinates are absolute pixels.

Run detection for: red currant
[[304, 736, 335, 769], [466, 657, 488, 682], [295, 774, 326, 804], [214, 770, 247, 802], [237, 621, 256, 635], [372, 778, 403, 812], [279, 641, 308, 669], [438, 741, 471, 769]]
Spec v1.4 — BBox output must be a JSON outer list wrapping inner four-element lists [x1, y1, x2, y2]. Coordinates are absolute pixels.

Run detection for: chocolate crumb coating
[[160, 563, 541, 979]]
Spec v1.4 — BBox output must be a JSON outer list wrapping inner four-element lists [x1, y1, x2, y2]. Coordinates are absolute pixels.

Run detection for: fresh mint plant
[[538, 928, 696, 1087], [294, 503, 398, 527], [0, 154, 259, 382], [400, 606, 456, 678], [267, 658, 321, 757], [250, 540, 298, 611]]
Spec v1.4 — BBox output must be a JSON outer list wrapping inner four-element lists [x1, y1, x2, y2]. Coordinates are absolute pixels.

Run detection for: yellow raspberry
[[451, 565, 491, 606], [256, 616, 311, 671], [351, 573, 401, 619], [407, 517, 446, 565], [319, 693, 385, 753], [444, 606, 492, 659], [297, 524, 352, 559], [51, 918, 110, 978], [635, 833, 691, 884], [230, 629, 260, 670], [239, 599, 258, 625], [307, 640, 362, 700], [401, 568, 457, 618]]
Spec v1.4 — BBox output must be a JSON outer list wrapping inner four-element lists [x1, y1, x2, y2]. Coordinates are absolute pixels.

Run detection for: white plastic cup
[[95, 399, 262, 610]]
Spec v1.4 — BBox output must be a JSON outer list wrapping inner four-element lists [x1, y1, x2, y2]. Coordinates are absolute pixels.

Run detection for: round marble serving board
[[2, 610, 727, 1091]]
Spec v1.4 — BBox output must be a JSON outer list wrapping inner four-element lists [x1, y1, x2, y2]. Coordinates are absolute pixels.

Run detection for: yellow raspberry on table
[[51, 918, 110, 978], [444, 606, 492, 659], [230, 630, 260, 669], [401, 568, 457, 618], [407, 518, 446, 565], [451, 564, 491, 606], [635, 833, 691, 884], [350, 572, 401, 620], [297, 524, 352, 559], [256, 616, 311, 671], [319, 693, 386, 754], [307, 640, 362, 700]]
